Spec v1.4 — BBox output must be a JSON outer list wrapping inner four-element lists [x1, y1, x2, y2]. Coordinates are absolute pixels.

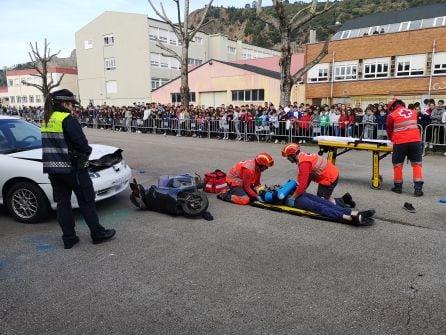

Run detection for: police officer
[[386, 98, 424, 196], [41, 89, 115, 249]]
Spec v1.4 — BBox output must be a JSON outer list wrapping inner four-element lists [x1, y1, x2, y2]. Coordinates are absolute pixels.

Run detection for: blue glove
[[257, 196, 265, 203], [286, 196, 296, 207]]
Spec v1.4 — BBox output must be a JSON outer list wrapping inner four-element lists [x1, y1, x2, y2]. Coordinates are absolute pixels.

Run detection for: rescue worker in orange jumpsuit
[[386, 98, 424, 196], [218, 153, 274, 205], [281, 143, 355, 207]]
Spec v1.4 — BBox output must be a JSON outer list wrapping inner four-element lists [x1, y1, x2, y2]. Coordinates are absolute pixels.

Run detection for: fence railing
[[12, 112, 446, 153]]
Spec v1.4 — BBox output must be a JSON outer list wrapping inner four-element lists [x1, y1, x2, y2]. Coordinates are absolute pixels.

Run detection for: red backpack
[[203, 169, 228, 193]]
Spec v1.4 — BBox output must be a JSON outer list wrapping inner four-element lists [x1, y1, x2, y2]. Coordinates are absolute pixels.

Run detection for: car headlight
[[89, 172, 101, 178]]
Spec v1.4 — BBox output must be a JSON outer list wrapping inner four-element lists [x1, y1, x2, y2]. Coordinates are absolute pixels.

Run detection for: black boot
[[414, 181, 424, 197], [92, 229, 116, 245], [63, 236, 80, 249], [341, 192, 356, 208], [391, 183, 402, 194]]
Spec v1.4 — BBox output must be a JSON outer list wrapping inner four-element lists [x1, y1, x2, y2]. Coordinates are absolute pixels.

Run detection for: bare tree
[[21, 38, 64, 101], [257, 0, 337, 106], [148, 0, 213, 109]]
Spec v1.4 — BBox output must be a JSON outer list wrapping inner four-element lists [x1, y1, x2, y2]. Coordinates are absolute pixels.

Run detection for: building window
[[36, 95, 41, 103], [159, 54, 168, 68], [10, 96, 15, 103], [194, 36, 203, 44], [409, 20, 422, 30], [159, 29, 168, 43], [151, 78, 170, 90], [29, 95, 34, 103], [84, 40, 93, 49], [396, 55, 426, 77], [188, 58, 202, 65], [104, 57, 116, 70], [363, 58, 390, 78], [433, 52, 446, 75], [340, 30, 351, 39], [149, 27, 158, 41], [171, 92, 196, 103], [334, 63, 357, 81], [433, 16, 446, 27], [307, 64, 329, 82], [228, 46, 236, 54], [169, 31, 178, 45], [150, 53, 160, 67], [8, 79, 13, 86], [170, 58, 180, 69], [17, 96, 21, 103], [231, 89, 265, 102], [399, 22, 410, 31], [22, 96, 27, 103], [106, 81, 118, 94], [104, 34, 114, 46]]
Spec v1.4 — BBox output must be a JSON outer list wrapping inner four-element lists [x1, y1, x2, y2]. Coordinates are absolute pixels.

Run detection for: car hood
[[8, 144, 122, 163]]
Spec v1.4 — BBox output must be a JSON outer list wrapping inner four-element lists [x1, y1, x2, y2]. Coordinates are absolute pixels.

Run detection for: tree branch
[[154, 38, 182, 62], [48, 74, 64, 91], [290, 1, 337, 32], [21, 82, 43, 91], [190, 0, 213, 39], [289, 5, 312, 26], [292, 39, 330, 82], [256, 0, 280, 30]]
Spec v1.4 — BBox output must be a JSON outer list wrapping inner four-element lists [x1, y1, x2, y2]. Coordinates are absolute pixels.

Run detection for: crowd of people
[[2, 98, 446, 151]]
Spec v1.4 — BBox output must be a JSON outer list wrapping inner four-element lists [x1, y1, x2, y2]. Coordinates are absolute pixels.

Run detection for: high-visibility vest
[[226, 159, 257, 187], [298, 152, 339, 186], [41, 111, 72, 174], [389, 106, 421, 144]]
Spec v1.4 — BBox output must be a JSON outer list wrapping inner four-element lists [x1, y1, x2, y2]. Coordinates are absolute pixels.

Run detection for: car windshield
[[0, 119, 42, 154]]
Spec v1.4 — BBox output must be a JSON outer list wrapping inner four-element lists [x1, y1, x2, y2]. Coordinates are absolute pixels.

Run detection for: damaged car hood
[[8, 144, 122, 163]]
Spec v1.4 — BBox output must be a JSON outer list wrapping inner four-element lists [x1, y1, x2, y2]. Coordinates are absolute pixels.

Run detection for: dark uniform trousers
[[49, 169, 105, 241]]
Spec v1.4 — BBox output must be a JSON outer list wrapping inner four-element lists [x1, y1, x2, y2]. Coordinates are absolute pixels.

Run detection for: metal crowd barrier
[[20, 113, 446, 154]]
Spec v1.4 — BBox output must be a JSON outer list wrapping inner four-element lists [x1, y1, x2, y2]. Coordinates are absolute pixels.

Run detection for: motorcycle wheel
[[180, 191, 209, 216]]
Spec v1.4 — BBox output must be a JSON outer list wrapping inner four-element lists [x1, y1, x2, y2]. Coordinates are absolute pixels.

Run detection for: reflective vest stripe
[[312, 156, 328, 177], [42, 147, 69, 154]]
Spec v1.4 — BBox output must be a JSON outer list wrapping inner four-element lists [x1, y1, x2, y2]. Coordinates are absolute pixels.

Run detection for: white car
[[0, 116, 132, 223]]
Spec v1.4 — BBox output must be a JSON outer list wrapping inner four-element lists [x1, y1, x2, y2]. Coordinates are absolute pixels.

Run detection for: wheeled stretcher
[[314, 136, 393, 189]]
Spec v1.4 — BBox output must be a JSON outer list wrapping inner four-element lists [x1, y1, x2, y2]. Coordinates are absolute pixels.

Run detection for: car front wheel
[[6, 182, 50, 223]]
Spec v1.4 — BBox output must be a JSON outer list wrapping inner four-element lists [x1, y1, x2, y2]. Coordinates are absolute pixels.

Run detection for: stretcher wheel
[[370, 175, 383, 190]]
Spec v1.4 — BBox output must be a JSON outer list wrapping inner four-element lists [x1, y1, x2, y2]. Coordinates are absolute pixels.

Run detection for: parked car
[[0, 116, 132, 223]]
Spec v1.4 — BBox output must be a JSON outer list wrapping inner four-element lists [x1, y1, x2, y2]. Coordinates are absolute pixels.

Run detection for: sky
[[0, 0, 284, 68]]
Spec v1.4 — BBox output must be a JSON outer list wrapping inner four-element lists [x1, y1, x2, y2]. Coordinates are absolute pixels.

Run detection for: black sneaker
[[414, 189, 424, 197], [92, 229, 116, 245], [391, 184, 402, 194], [342, 192, 356, 208], [403, 202, 416, 213], [359, 209, 376, 218], [63, 236, 80, 249]]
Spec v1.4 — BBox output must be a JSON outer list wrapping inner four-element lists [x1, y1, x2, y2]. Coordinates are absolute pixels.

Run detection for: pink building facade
[[151, 56, 304, 107]]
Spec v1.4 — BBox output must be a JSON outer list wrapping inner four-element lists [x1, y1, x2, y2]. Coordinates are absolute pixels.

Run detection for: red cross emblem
[[398, 109, 413, 118]]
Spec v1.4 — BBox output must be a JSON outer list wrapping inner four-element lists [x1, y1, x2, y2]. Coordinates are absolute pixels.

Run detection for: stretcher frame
[[250, 201, 374, 225], [314, 136, 393, 189]]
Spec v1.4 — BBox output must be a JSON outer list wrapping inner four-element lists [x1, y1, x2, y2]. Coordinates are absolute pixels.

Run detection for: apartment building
[[6, 67, 78, 108], [75, 11, 280, 107], [305, 3, 446, 106]]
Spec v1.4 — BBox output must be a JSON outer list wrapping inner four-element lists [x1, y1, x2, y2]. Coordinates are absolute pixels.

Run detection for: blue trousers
[[292, 193, 352, 220]]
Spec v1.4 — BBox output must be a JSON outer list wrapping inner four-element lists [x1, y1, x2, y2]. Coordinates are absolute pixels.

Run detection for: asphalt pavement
[[1, 129, 445, 335]]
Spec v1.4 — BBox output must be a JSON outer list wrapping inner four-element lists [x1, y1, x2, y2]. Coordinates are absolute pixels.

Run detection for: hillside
[[190, 0, 443, 51]]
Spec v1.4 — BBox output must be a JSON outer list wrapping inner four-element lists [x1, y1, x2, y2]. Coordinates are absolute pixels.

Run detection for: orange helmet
[[387, 98, 405, 112], [255, 152, 274, 167], [281, 143, 300, 157]]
